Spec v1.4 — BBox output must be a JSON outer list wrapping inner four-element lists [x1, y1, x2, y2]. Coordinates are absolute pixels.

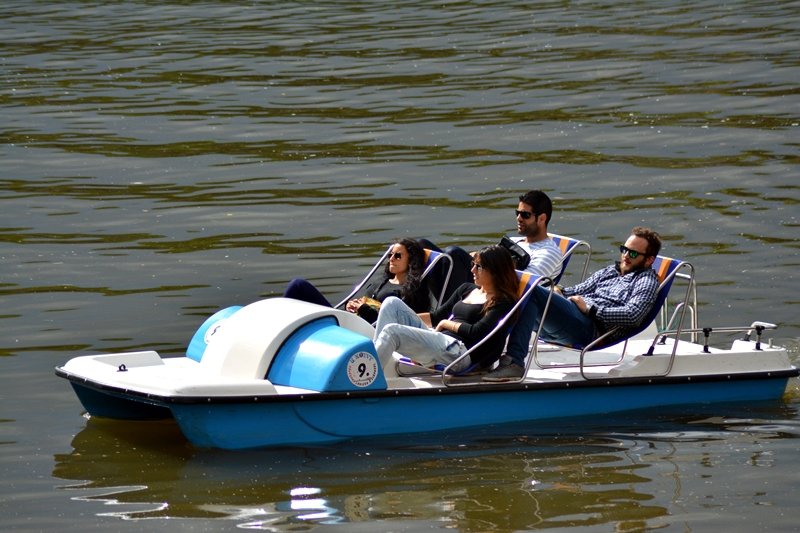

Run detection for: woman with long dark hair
[[284, 238, 429, 322], [373, 244, 518, 374]]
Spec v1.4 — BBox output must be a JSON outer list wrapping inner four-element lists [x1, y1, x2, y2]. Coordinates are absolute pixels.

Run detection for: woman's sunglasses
[[390, 252, 403, 260]]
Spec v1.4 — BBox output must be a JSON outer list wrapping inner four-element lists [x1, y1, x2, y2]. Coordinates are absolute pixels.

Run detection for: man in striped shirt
[[508, 190, 563, 280], [419, 190, 563, 299], [486, 226, 662, 381]]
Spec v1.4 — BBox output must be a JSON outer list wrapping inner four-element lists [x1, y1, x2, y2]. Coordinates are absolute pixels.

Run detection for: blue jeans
[[506, 286, 596, 367], [373, 297, 469, 373]]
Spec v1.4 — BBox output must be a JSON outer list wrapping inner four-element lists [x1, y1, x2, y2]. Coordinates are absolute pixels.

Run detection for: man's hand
[[568, 295, 589, 314]]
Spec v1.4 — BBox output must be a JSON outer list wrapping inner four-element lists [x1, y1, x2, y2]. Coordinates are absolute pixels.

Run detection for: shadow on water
[[52, 398, 799, 530]]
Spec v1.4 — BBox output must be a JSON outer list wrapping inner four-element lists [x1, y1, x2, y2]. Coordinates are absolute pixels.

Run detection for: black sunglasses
[[515, 209, 537, 220], [619, 245, 648, 259], [390, 252, 403, 260]]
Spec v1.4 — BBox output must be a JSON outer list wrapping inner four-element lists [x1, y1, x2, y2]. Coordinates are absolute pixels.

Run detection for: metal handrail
[[422, 251, 454, 309], [660, 271, 698, 342], [551, 234, 592, 283], [655, 321, 778, 353]]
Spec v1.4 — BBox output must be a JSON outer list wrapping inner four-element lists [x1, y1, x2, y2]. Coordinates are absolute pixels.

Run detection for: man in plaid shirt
[[485, 226, 662, 381]]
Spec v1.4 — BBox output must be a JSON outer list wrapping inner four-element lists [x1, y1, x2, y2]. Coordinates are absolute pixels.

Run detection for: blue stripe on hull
[[169, 376, 791, 449]]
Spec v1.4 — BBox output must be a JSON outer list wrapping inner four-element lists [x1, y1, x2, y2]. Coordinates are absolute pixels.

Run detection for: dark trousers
[[283, 278, 332, 307], [418, 239, 475, 302]]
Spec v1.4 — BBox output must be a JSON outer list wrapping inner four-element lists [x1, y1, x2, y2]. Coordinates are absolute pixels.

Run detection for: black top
[[357, 276, 429, 323], [430, 283, 515, 369]]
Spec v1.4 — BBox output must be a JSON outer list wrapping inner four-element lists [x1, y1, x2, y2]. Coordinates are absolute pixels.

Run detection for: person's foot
[[482, 362, 525, 382], [496, 354, 514, 368]]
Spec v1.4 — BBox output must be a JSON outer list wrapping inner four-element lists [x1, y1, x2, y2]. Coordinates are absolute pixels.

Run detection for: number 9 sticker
[[346, 351, 378, 388]]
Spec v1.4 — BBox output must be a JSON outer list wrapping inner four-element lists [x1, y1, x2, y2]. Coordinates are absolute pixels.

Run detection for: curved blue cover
[[186, 306, 243, 362], [268, 316, 385, 392]]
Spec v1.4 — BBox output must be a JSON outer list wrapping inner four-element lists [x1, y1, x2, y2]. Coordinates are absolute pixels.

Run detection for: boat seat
[[335, 244, 452, 312], [575, 255, 688, 351], [421, 248, 454, 308], [395, 270, 551, 383], [548, 232, 591, 284], [532, 254, 695, 376]]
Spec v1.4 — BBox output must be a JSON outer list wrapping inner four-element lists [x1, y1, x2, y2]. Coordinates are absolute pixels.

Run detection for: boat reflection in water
[[56, 407, 800, 531]]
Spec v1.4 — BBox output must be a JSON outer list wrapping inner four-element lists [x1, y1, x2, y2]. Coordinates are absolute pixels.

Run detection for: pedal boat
[[56, 289, 798, 449]]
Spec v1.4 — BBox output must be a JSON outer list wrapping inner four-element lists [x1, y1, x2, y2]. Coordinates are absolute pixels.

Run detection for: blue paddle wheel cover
[[268, 316, 385, 391], [186, 306, 243, 362]]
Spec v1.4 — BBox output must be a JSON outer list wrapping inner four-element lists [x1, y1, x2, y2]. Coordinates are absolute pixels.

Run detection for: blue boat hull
[[70, 382, 173, 420], [166, 373, 794, 449]]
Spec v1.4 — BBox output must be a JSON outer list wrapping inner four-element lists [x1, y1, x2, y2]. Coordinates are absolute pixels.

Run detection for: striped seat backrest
[[516, 270, 537, 299], [574, 254, 685, 352], [550, 233, 580, 257], [651, 255, 680, 284], [423, 248, 440, 269], [549, 233, 589, 284]]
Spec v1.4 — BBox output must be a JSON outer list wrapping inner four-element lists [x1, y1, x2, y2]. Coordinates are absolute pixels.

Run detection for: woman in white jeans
[[373, 245, 518, 374]]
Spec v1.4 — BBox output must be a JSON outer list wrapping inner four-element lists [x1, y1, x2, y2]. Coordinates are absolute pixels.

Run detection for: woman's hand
[[345, 297, 363, 313], [435, 319, 457, 333]]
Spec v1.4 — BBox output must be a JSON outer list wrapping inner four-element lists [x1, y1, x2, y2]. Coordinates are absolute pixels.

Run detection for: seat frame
[[439, 272, 553, 386], [396, 233, 591, 385], [548, 232, 592, 284], [527, 256, 697, 380], [335, 245, 453, 311]]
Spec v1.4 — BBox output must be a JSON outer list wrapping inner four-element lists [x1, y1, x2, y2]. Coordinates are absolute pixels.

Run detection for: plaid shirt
[[561, 263, 659, 340]]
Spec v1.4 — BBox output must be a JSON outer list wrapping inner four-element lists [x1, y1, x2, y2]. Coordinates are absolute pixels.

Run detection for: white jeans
[[373, 297, 470, 373]]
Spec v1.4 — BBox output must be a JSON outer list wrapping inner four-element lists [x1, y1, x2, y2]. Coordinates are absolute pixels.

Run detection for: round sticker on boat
[[346, 351, 378, 388]]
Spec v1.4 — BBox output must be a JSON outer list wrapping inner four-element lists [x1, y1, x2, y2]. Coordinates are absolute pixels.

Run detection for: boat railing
[[441, 274, 553, 387], [654, 321, 778, 354], [659, 270, 698, 342]]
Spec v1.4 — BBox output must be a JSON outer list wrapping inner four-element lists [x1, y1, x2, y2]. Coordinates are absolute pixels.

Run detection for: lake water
[[1, 1, 799, 531]]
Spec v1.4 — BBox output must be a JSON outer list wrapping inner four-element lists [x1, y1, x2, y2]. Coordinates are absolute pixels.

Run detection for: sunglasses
[[390, 252, 403, 260], [515, 209, 536, 220], [619, 245, 648, 259], [470, 261, 484, 271]]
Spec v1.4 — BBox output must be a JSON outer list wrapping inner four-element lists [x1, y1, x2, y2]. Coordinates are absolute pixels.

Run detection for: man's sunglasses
[[619, 245, 648, 259], [515, 210, 537, 220]]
